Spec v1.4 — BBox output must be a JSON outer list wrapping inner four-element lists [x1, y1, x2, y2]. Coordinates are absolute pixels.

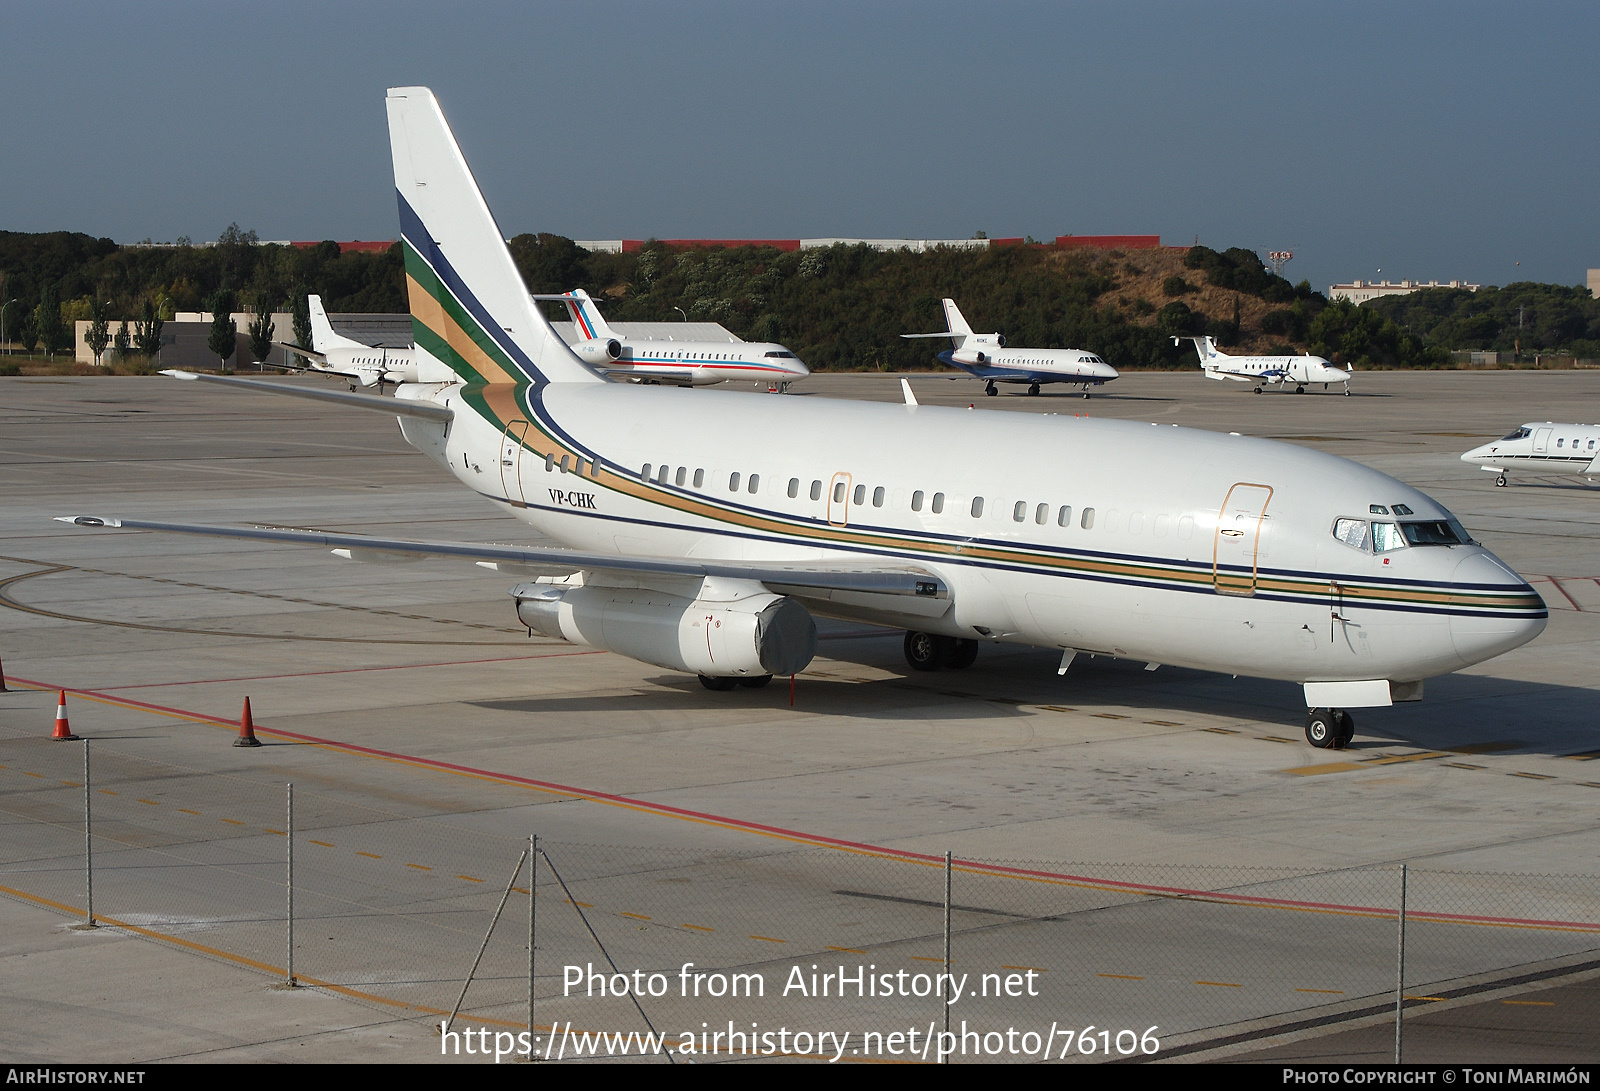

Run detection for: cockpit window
[[1371, 522, 1406, 552], [1399, 521, 1466, 546], [1333, 518, 1369, 550], [1392, 504, 1413, 516], [1501, 427, 1531, 441], [763, 350, 797, 359]]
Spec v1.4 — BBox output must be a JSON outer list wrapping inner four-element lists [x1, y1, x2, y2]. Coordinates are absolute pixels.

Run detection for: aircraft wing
[[160, 371, 453, 421], [55, 516, 949, 600]]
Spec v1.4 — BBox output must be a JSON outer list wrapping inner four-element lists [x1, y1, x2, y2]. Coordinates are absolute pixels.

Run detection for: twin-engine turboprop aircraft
[[903, 299, 1119, 397], [541, 288, 810, 391], [1461, 423, 1600, 486], [276, 295, 420, 389], [1179, 335, 1351, 395], [62, 87, 1547, 750]]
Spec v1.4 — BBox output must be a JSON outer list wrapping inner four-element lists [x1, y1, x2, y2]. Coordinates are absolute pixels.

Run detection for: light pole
[[1, 299, 14, 356], [672, 306, 687, 322]]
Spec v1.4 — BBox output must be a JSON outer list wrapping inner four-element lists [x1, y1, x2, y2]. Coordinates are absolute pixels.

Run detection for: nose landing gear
[[1495, 473, 1508, 487], [1305, 707, 1355, 749]]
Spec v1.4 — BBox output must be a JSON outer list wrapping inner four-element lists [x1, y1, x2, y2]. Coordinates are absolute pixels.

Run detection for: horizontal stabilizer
[[274, 341, 328, 364], [57, 516, 949, 599], [159, 371, 453, 421]]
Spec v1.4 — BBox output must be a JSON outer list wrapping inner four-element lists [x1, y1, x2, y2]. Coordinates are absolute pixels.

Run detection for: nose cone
[[1096, 362, 1119, 381], [1448, 551, 1547, 668], [1460, 443, 1493, 465], [790, 358, 811, 378]]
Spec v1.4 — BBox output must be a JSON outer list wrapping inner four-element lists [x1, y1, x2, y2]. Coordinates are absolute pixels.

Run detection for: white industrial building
[[1329, 279, 1480, 304]]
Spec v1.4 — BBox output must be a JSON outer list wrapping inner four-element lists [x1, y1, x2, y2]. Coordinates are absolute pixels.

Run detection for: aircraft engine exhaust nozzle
[[515, 585, 817, 678]]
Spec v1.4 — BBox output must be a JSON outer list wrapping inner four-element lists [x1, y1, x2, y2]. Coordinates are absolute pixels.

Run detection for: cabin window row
[[548, 453, 603, 479]]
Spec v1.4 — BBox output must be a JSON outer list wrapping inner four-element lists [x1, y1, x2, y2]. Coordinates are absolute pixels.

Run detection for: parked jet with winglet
[[1178, 335, 1351, 395], [904, 299, 1118, 397], [59, 86, 1547, 751]]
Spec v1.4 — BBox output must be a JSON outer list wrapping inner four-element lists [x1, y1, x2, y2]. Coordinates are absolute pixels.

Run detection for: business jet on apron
[[62, 88, 1545, 751]]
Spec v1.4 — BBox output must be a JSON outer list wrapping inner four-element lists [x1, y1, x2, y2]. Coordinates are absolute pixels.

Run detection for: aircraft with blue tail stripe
[[58, 86, 1548, 751], [541, 287, 809, 391]]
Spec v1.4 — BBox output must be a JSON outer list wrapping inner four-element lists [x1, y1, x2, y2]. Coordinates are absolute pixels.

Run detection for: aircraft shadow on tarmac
[[468, 647, 1595, 758]]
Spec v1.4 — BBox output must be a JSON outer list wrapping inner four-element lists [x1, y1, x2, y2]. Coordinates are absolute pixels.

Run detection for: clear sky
[[7, 1, 1594, 292]]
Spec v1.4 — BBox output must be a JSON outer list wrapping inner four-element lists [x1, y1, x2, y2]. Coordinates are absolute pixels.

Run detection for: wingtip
[[160, 369, 198, 380], [55, 515, 121, 528]]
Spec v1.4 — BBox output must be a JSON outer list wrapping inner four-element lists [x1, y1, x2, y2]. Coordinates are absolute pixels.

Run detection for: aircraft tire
[[944, 639, 979, 670], [1253, 387, 1262, 394], [1496, 474, 1508, 487], [699, 674, 740, 691], [1304, 708, 1341, 749], [1334, 710, 1355, 748], [1295, 386, 1305, 394], [904, 631, 951, 672], [1028, 383, 1040, 396], [1082, 391, 1091, 399], [737, 675, 774, 688], [985, 384, 997, 397]]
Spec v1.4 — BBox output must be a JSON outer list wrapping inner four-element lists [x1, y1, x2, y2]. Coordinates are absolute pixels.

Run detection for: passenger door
[[501, 419, 531, 506], [1212, 483, 1274, 596]]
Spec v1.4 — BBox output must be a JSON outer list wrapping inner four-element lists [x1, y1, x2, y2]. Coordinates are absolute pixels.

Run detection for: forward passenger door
[[1212, 483, 1273, 596]]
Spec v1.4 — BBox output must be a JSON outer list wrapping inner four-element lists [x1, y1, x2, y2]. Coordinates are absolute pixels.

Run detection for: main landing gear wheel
[[1305, 707, 1354, 749], [945, 638, 979, 669], [1082, 391, 1091, 399], [1028, 382, 1040, 396], [698, 674, 739, 691], [1253, 386, 1263, 394], [904, 631, 953, 672], [1496, 473, 1508, 487], [985, 383, 998, 397], [736, 675, 773, 688], [1295, 386, 1306, 394]]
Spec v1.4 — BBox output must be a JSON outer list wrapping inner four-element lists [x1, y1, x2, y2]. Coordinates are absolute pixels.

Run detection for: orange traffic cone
[[233, 696, 262, 747], [52, 690, 79, 741]]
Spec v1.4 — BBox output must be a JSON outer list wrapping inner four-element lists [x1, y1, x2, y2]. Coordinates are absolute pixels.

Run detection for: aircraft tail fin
[[941, 298, 971, 350], [1175, 335, 1224, 366], [307, 295, 365, 353], [385, 86, 602, 386], [563, 289, 615, 342]]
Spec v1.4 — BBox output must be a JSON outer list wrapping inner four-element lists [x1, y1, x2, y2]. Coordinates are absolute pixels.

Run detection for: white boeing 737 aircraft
[[1178, 335, 1351, 395], [62, 87, 1546, 751], [540, 288, 810, 391], [276, 295, 420, 389], [903, 299, 1119, 398], [1461, 423, 1600, 486]]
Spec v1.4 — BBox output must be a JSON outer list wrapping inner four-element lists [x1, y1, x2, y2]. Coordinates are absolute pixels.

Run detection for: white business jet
[[61, 87, 1546, 751], [1461, 423, 1600, 487], [535, 288, 809, 391], [275, 295, 420, 389], [1178, 335, 1351, 395], [903, 299, 1118, 398]]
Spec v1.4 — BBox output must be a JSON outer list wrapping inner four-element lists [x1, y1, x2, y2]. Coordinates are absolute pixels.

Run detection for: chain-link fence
[[2, 733, 1596, 1063]]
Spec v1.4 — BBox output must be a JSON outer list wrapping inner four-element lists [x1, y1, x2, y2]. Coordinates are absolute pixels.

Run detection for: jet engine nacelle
[[513, 584, 816, 678], [571, 337, 623, 363]]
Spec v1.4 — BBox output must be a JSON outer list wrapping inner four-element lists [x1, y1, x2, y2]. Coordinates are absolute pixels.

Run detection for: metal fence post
[[287, 782, 296, 987], [446, 848, 528, 1035], [537, 831, 544, 1043], [1395, 863, 1407, 1065], [83, 740, 95, 928], [942, 850, 952, 1062]]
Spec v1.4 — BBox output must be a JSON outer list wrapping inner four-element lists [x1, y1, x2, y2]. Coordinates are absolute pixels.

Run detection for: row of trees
[[1364, 281, 1600, 359], [0, 226, 396, 363]]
